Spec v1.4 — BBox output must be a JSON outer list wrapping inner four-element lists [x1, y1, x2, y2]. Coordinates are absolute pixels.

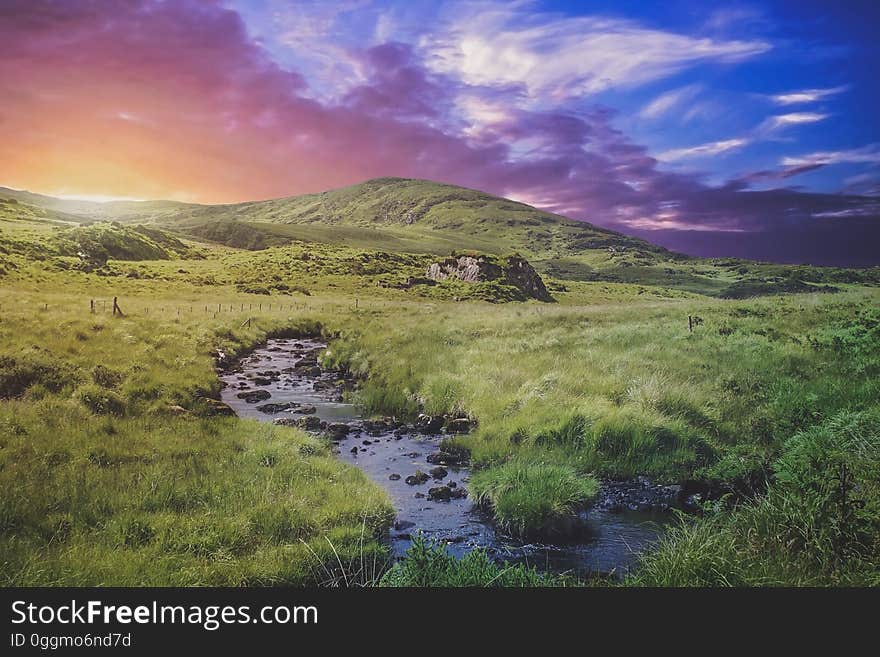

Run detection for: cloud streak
[[782, 145, 880, 167], [640, 85, 702, 120], [660, 138, 750, 161], [770, 85, 849, 105]]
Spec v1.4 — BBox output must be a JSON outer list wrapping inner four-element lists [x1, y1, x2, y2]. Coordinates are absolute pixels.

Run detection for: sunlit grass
[[0, 210, 878, 586]]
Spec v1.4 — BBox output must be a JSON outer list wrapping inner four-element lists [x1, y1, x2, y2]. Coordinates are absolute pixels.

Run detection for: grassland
[[1, 184, 878, 586], [0, 289, 399, 585]]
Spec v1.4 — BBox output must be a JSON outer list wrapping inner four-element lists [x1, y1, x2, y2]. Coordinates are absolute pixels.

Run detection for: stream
[[220, 337, 672, 578]]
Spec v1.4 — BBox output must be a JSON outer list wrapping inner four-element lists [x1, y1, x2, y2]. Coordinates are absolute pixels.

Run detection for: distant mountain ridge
[[0, 178, 667, 260]]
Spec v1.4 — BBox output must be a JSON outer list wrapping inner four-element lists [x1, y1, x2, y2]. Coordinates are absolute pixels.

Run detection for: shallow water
[[220, 338, 669, 577]]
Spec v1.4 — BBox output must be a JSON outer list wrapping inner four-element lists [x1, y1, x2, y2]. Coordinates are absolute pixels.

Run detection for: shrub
[[631, 409, 880, 586], [771, 409, 880, 563]]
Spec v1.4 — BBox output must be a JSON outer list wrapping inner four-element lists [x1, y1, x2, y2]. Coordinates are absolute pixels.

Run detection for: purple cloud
[[0, 0, 877, 266]]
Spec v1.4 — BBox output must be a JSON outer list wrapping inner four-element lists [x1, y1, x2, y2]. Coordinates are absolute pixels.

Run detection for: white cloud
[[456, 95, 513, 136], [425, 8, 770, 99], [640, 84, 702, 120], [238, 1, 771, 108], [659, 138, 749, 161], [654, 108, 831, 165], [782, 145, 880, 167], [759, 112, 829, 133], [770, 85, 848, 105]]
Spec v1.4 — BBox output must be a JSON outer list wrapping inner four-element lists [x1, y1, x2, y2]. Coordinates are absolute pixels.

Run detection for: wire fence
[[20, 295, 388, 320]]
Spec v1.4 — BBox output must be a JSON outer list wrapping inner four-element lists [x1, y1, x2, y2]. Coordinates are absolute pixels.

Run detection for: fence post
[[90, 299, 95, 314], [112, 297, 124, 317]]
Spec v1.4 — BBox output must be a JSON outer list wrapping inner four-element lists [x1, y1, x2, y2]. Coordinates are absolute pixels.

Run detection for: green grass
[[0, 288, 394, 585], [628, 409, 880, 586], [470, 461, 599, 538], [0, 407, 392, 585], [380, 534, 558, 587], [328, 291, 880, 483], [1, 182, 879, 586]]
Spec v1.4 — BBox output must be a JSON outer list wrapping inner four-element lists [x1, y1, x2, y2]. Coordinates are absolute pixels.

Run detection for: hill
[[2, 178, 663, 258], [2, 178, 878, 298]]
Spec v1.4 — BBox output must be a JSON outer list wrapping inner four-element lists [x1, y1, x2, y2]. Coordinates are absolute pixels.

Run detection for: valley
[[0, 179, 878, 586]]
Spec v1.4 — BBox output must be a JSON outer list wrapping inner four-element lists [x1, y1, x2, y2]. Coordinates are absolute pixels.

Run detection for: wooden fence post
[[90, 299, 95, 314], [112, 297, 124, 317]]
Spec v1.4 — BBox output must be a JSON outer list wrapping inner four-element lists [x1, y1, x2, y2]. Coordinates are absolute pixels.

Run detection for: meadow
[[1, 197, 878, 586]]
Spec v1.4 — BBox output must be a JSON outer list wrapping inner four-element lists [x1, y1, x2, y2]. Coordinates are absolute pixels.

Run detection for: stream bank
[[219, 337, 675, 577]]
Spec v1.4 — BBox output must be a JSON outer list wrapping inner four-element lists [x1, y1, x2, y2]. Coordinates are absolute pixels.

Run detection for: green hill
[[3, 178, 661, 257], [3, 178, 878, 298]]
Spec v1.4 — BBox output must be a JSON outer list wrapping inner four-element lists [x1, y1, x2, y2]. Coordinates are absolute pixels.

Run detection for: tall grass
[[0, 286, 395, 585], [380, 534, 558, 587], [470, 461, 599, 538], [1, 214, 878, 586], [629, 409, 880, 586], [330, 291, 879, 485]]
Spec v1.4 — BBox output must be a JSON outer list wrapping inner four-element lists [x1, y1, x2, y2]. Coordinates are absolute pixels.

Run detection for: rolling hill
[[2, 178, 877, 298], [2, 178, 660, 258]]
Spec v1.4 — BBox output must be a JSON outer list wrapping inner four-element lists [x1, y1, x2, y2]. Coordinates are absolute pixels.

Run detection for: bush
[[771, 409, 880, 563], [470, 461, 599, 538]]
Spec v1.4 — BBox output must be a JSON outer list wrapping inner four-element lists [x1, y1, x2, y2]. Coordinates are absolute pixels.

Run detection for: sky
[[1, 0, 878, 265]]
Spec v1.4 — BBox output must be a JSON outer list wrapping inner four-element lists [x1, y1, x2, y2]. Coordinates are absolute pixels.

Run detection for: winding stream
[[220, 337, 671, 577]]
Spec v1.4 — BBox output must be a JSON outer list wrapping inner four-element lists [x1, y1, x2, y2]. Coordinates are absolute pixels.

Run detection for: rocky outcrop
[[426, 256, 500, 283], [503, 256, 554, 302], [425, 253, 553, 302]]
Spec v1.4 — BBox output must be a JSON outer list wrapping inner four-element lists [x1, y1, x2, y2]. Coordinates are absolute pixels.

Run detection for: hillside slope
[[3, 179, 878, 298], [4, 179, 665, 259]]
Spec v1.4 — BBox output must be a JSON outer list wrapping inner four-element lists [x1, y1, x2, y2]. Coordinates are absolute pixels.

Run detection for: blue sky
[[227, 0, 880, 197]]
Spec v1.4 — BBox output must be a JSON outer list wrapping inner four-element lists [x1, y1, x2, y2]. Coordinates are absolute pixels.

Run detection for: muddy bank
[[219, 337, 673, 576]]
